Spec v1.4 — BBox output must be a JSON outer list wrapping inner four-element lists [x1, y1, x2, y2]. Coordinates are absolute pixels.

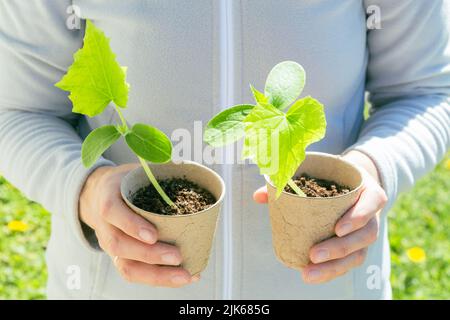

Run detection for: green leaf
[[125, 123, 172, 163], [81, 125, 121, 168], [264, 61, 305, 110], [204, 104, 254, 147], [243, 97, 326, 197], [250, 84, 268, 105], [55, 20, 129, 117]]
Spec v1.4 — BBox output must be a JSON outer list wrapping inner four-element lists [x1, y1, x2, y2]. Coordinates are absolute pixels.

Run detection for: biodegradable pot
[[265, 152, 363, 270], [121, 160, 225, 276]]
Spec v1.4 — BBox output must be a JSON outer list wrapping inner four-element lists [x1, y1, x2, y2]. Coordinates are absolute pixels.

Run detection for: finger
[[310, 217, 379, 263], [303, 249, 367, 284], [253, 185, 268, 203], [116, 163, 141, 173], [114, 258, 196, 288], [99, 195, 158, 244], [97, 223, 182, 266], [335, 184, 387, 237]]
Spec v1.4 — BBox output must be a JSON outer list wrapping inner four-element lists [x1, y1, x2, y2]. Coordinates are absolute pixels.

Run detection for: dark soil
[[284, 174, 351, 197], [132, 177, 216, 215]]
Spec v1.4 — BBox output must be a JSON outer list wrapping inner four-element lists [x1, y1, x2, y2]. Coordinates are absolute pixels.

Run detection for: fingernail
[[172, 275, 189, 285], [191, 275, 201, 282], [161, 253, 180, 265], [307, 269, 322, 281], [337, 223, 353, 237], [313, 249, 330, 263], [139, 228, 156, 243]]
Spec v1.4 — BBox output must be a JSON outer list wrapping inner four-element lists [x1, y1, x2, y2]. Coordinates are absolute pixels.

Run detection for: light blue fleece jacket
[[0, 1, 449, 299]]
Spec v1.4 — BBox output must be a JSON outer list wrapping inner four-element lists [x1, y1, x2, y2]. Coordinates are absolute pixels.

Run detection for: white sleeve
[[348, 0, 450, 208], [0, 1, 114, 250]]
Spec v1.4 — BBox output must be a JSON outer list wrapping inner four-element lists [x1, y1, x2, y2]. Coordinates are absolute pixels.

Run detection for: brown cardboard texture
[[121, 161, 225, 275], [265, 152, 363, 270]]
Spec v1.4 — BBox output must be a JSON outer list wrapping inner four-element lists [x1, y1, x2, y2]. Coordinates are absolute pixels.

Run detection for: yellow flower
[[446, 159, 450, 170], [406, 247, 426, 263], [7, 220, 29, 232]]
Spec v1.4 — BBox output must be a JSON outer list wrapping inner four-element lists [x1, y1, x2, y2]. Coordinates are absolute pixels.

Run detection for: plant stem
[[115, 106, 128, 129], [288, 178, 306, 197], [138, 157, 176, 207], [112, 104, 176, 208]]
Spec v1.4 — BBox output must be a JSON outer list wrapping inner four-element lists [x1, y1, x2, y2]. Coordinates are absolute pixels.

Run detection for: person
[[0, 1, 448, 300]]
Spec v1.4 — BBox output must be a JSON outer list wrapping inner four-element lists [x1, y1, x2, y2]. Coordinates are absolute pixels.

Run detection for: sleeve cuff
[[63, 158, 115, 252], [344, 136, 398, 211]]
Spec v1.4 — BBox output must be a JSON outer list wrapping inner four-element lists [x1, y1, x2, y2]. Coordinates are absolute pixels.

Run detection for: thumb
[[253, 185, 268, 204]]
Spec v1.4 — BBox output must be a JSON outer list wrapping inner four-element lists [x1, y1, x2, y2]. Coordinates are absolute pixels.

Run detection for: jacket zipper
[[220, 0, 234, 300]]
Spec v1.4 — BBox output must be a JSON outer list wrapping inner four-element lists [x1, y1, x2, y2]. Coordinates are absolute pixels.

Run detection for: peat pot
[[121, 160, 225, 275], [265, 152, 363, 270]]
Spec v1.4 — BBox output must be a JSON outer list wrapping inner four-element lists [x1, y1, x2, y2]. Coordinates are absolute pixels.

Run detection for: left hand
[[253, 150, 388, 284]]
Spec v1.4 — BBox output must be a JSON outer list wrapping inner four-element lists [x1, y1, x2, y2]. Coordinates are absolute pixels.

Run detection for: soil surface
[[284, 174, 351, 197], [132, 177, 216, 215]]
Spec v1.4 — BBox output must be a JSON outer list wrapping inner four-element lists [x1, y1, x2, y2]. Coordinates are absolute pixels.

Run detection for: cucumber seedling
[[56, 20, 175, 207], [204, 61, 327, 197]]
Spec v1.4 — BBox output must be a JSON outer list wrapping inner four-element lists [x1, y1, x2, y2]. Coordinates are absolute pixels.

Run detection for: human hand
[[79, 164, 199, 287], [253, 150, 387, 284]]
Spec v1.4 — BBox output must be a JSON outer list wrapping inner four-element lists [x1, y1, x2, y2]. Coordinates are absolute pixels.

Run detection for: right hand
[[79, 164, 199, 288]]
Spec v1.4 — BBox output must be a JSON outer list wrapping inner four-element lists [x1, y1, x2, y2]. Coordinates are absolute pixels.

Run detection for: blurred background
[[0, 151, 448, 299]]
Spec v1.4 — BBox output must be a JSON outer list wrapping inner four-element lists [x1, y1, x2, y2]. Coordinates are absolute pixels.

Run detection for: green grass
[[389, 154, 450, 299], [0, 154, 449, 299], [0, 178, 50, 299]]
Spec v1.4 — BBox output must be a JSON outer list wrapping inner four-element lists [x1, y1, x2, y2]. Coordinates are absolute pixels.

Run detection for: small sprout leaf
[[250, 84, 269, 105], [125, 123, 172, 163], [264, 61, 305, 110], [204, 104, 254, 147], [82, 125, 121, 168]]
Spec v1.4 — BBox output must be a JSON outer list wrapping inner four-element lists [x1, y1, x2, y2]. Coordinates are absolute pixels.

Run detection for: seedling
[[55, 20, 175, 207], [204, 61, 327, 197]]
